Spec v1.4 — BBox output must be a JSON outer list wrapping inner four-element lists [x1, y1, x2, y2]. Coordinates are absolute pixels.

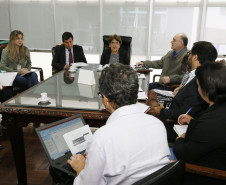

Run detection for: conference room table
[[0, 64, 152, 185]]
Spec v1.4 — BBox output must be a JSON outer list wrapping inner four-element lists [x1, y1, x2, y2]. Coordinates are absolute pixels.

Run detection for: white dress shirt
[[73, 104, 170, 185], [65, 48, 74, 65], [183, 69, 196, 87]]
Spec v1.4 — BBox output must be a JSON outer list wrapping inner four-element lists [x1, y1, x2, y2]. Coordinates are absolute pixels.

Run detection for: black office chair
[[132, 160, 185, 185], [103, 35, 132, 64], [51, 45, 61, 75]]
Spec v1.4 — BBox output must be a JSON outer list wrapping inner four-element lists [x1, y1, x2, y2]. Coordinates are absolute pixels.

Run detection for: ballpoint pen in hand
[[178, 107, 192, 124]]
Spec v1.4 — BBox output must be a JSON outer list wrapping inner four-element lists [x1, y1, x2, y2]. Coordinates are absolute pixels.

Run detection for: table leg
[[7, 115, 27, 185]]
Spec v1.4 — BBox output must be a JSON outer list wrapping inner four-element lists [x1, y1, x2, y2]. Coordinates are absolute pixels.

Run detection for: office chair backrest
[[103, 35, 132, 64], [0, 47, 3, 59], [51, 45, 61, 75], [52, 45, 58, 59], [132, 160, 185, 185]]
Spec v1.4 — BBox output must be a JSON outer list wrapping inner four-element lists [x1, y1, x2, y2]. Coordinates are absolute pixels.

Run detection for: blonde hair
[[7, 30, 27, 62]]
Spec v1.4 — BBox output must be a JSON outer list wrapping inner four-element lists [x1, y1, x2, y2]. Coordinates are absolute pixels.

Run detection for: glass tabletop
[[6, 64, 103, 111]]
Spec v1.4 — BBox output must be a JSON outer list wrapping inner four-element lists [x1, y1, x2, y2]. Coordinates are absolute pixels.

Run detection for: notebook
[[35, 114, 86, 177], [173, 124, 188, 137]]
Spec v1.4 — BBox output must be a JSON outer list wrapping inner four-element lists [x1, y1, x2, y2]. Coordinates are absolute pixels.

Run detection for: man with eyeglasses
[[148, 41, 218, 142], [52, 32, 87, 74], [136, 33, 188, 90], [66, 63, 170, 185]]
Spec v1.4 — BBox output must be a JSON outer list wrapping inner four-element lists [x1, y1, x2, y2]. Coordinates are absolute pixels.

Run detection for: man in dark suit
[[52, 32, 87, 73], [148, 41, 218, 142]]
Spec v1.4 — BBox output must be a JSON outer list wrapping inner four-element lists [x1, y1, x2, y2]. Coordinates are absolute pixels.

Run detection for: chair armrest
[[153, 74, 160, 83], [185, 163, 226, 180], [31, 67, 44, 81]]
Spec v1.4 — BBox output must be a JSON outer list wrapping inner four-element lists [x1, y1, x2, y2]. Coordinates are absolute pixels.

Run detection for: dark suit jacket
[[52, 45, 87, 72], [160, 78, 208, 120], [173, 102, 226, 171], [100, 48, 130, 66]]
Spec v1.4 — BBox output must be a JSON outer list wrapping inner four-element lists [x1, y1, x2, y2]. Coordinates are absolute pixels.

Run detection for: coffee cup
[[40, 92, 47, 101]]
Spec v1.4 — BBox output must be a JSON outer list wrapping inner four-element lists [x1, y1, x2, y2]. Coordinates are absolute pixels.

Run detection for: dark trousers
[[13, 72, 38, 89], [0, 87, 13, 126], [0, 88, 13, 103], [149, 82, 164, 91]]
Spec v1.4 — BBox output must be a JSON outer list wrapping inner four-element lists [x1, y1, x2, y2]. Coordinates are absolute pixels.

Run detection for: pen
[[179, 107, 192, 124], [144, 106, 151, 114]]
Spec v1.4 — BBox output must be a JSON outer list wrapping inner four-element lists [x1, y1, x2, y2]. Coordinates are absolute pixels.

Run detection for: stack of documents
[[0, 72, 17, 86], [154, 89, 174, 98], [173, 124, 188, 137], [137, 91, 147, 100], [63, 125, 93, 155]]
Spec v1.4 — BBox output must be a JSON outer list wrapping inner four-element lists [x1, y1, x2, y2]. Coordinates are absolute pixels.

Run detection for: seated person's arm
[[173, 84, 182, 95], [68, 139, 106, 184], [68, 154, 86, 176], [25, 48, 32, 71], [136, 61, 143, 67], [0, 49, 14, 72], [100, 50, 108, 66], [161, 76, 170, 84], [78, 46, 87, 63], [173, 118, 225, 163], [52, 47, 65, 71]]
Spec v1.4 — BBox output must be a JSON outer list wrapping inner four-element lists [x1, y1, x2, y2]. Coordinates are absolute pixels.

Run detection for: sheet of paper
[[154, 89, 174, 98], [63, 125, 93, 155], [173, 125, 188, 137], [0, 72, 17, 86], [78, 69, 96, 85], [71, 62, 88, 68], [138, 91, 147, 100], [136, 102, 150, 113], [78, 83, 95, 98]]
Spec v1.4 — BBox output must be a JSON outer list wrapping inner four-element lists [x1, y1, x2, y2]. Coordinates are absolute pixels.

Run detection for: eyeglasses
[[187, 51, 192, 56], [97, 92, 104, 98]]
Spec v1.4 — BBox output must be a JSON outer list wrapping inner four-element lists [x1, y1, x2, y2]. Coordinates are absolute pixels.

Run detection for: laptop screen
[[37, 115, 85, 160]]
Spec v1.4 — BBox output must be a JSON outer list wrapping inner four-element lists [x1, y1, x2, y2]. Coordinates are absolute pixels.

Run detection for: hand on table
[[67, 154, 86, 176]]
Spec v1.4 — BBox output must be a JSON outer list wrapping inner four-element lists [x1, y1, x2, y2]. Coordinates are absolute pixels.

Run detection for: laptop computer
[[35, 114, 86, 177]]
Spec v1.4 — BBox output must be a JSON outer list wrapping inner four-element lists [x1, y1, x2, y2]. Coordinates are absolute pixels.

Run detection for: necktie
[[69, 49, 73, 65]]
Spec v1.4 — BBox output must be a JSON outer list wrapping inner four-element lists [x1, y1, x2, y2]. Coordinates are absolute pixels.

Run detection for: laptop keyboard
[[63, 163, 76, 173]]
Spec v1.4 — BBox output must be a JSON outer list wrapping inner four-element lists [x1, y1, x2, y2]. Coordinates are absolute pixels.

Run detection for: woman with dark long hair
[[173, 62, 226, 185]]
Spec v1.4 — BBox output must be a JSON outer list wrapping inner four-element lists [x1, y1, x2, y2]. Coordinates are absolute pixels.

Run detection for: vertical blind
[[0, 0, 226, 56]]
